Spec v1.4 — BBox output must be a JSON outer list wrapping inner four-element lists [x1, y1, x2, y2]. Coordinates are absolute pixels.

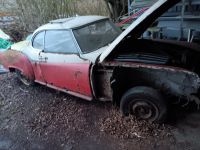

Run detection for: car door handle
[[39, 56, 48, 62]]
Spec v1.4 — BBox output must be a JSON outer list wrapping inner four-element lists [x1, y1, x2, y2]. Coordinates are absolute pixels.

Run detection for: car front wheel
[[120, 86, 167, 123]]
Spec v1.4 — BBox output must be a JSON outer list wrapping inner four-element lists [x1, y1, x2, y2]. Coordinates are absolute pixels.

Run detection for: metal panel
[[0, 50, 35, 80], [38, 52, 92, 98]]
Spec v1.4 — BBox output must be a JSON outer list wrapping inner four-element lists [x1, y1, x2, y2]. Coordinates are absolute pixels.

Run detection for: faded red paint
[[31, 62, 45, 83], [0, 50, 35, 80], [37, 62, 92, 97], [0, 50, 92, 98]]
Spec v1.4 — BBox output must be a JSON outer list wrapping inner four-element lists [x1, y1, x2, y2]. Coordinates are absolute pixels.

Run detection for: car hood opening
[[99, 0, 181, 63]]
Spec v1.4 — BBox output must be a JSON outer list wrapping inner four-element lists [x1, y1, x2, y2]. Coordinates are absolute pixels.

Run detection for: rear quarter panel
[[0, 49, 35, 80]]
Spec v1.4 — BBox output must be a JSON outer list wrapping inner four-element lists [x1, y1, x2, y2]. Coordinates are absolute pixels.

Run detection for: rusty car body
[[1, 0, 200, 123]]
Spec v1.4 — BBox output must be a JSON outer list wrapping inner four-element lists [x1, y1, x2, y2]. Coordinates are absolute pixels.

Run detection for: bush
[[15, 0, 109, 31]]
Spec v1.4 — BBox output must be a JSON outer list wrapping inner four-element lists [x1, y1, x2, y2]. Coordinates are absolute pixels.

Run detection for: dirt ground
[[0, 73, 200, 150]]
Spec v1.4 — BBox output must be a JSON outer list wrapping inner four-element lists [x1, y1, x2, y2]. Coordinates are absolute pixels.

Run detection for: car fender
[[0, 49, 35, 80]]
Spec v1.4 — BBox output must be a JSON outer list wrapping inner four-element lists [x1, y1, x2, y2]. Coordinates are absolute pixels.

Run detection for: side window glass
[[32, 31, 45, 50], [44, 30, 78, 53]]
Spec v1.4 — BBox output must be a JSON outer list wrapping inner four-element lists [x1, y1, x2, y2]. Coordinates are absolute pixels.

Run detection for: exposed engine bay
[[94, 38, 200, 108], [108, 38, 200, 74]]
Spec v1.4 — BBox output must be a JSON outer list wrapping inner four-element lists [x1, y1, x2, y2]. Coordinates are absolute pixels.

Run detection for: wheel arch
[[111, 67, 152, 105], [2, 50, 35, 80], [8, 61, 35, 81], [111, 66, 200, 105]]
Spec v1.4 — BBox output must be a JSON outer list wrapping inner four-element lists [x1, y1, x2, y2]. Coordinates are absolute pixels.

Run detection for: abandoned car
[[1, 0, 200, 123]]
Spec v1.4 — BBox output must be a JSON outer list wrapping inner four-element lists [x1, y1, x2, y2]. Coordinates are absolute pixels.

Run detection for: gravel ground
[[1, 73, 200, 150]]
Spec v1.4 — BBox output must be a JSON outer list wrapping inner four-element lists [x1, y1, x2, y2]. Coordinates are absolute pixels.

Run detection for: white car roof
[[34, 16, 108, 33]]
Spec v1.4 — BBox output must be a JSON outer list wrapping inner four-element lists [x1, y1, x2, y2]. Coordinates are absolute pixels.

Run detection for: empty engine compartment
[[107, 38, 200, 74]]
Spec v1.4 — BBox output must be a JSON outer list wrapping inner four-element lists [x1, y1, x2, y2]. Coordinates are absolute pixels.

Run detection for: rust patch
[[0, 49, 35, 80], [74, 70, 82, 92], [74, 71, 82, 78], [93, 68, 113, 101], [0, 49, 21, 66], [110, 62, 200, 106]]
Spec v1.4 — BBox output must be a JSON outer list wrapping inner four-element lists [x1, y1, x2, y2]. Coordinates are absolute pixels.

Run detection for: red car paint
[[37, 62, 92, 97], [0, 50, 92, 98], [0, 50, 35, 80]]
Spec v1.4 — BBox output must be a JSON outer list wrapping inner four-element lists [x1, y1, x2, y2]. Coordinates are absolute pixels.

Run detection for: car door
[[38, 30, 92, 99], [26, 31, 46, 83]]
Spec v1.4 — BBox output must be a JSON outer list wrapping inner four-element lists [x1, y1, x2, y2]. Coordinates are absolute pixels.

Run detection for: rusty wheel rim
[[130, 100, 159, 121]]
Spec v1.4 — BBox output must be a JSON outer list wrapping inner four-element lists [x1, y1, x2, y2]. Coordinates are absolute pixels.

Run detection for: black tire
[[16, 70, 34, 86], [120, 86, 167, 123]]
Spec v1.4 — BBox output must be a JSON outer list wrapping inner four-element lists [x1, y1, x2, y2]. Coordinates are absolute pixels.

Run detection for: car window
[[44, 30, 78, 53], [73, 20, 121, 53], [32, 31, 45, 50]]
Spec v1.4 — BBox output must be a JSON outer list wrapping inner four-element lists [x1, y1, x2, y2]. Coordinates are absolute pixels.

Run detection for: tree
[[14, 0, 109, 31], [104, 0, 128, 21]]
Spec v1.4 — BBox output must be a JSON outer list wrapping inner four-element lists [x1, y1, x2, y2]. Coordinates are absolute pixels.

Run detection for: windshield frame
[[72, 19, 121, 54]]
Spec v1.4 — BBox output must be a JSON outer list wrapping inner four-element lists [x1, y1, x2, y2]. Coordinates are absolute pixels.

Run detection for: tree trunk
[[104, 0, 127, 21]]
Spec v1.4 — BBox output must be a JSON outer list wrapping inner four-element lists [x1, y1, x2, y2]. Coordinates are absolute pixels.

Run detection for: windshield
[[73, 20, 121, 53]]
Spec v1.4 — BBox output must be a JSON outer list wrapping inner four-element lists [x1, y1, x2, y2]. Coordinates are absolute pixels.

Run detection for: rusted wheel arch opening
[[110, 66, 200, 106]]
